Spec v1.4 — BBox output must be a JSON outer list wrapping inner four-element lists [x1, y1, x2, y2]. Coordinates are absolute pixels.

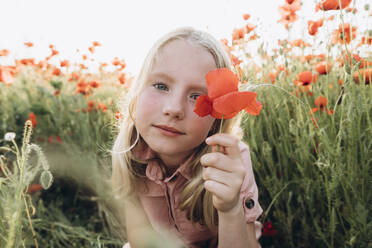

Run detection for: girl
[[112, 27, 263, 248]]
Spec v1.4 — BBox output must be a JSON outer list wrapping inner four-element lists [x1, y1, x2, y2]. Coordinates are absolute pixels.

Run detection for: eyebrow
[[148, 71, 208, 93]]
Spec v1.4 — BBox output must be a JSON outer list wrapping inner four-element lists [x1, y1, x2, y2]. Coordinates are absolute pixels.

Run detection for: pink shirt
[[133, 141, 263, 248]]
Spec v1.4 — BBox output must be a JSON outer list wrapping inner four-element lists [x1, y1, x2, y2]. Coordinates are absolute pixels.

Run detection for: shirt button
[[245, 198, 255, 209]]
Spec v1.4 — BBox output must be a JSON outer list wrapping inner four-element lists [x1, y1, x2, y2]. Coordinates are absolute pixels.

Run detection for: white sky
[[0, 0, 370, 74]]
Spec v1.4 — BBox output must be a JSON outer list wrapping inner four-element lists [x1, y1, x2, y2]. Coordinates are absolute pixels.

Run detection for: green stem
[[217, 115, 224, 152]]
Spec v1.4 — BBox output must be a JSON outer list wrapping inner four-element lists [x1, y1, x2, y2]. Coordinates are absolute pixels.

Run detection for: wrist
[[218, 200, 243, 217]]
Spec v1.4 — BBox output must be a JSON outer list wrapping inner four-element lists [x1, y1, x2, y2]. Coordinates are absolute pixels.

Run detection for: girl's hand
[[200, 133, 246, 213]]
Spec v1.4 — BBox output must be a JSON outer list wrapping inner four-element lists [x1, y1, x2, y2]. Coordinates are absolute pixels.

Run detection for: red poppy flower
[[307, 19, 323, 36], [297, 71, 318, 85], [55, 135, 63, 144], [277, 0, 301, 28], [315, 61, 332, 74], [354, 68, 372, 84], [60, 60, 70, 67], [27, 184, 42, 194], [93, 41, 101, 46], [0, 49, 9, 56], [331, 23, 357, 44], [193, 68, 262, 119], [27, 112, 37, 128], [312, 96, 334, 115], [24, 42, 34, 47], [0, 67, 14, 85], [262, 221, 277, 237], [315, 0, 351, 11], [242, 13, 250, 20]]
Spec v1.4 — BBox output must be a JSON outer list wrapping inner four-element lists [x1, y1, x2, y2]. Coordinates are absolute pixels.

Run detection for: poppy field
[[0, 0, 371, 247]]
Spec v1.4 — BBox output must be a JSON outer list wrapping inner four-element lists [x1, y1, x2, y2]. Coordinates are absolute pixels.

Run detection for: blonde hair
[[112, 27, 241, 230]]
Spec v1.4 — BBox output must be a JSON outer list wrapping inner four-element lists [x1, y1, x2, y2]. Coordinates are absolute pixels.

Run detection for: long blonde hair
[[112, 27, 240, 230]]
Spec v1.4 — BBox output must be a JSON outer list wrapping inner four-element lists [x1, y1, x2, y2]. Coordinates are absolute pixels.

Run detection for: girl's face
[[135, 39, 216, 168]]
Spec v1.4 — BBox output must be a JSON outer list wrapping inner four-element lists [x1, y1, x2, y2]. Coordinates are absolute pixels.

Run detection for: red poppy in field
[[118, 73, 126, 84], [277, 0, 301, 29], [27, 184, 42, 194], [0, 49, 9, 56], [112, 57, 121, 66], [51, 49, 59, 56], [262, 221, 277, 237], [55, 135, 63, 144], [312, 96, 334, 114], [245, 23, 256, 34], [315, 61, 332, 74], [308, 21, 319, 36], [88, 46, 95, 54], [267, 72, 277, 83], [89, 80, 100, 88], [80, 64, 88, 70], [249, 34, 258, 41], [194, 68, 262, 119], [0, 66, 15, 85], [359, 36, 372, 45], [291, 39, 311, 48], [27, 112, 37, 128], [93, 41, 101, 46], [354, 68, 372, 84], [232, 27, 246, 41], [315, 0, 352, 11], [297, 71, 318, 85], [115, 112, 122, 120], [97, 103, 107, 113], [307, 18, 323, 36], [60, 60, 70, 67], [69, 72, 80, 81], [345, 7, 357, 13], [332, 23, 357, 44], [52, 67, 61, 76], [24, 42, 34, 47], [18, 58, 35, 66], [242, 13, 250, 20], [277, 64, 289, 75]]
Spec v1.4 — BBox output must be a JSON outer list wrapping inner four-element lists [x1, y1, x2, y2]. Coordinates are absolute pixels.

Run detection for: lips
[[153, 125, 185, 135]]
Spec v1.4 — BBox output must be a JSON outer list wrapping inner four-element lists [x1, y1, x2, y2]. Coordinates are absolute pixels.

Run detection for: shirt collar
[[132, 139, 194, 182]]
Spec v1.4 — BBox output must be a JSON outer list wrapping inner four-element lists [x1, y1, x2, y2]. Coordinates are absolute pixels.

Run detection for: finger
[[200, 153, 233, 172], [202, 166, 232, 186], [204, 180, 231, 199], [211, 145, 226, 154], [206, 134, 241, 158]]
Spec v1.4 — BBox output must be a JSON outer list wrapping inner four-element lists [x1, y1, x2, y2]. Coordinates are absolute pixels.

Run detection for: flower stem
[[217, 115, 224, 152]]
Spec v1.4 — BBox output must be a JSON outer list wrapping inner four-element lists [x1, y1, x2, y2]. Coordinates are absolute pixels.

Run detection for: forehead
[[149, 39, 217, 86]]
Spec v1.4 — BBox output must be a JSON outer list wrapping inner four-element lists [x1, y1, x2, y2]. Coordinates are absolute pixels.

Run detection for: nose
[[162, 94, 185, 119]]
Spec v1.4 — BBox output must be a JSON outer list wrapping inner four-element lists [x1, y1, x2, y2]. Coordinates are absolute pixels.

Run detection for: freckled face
[[135, 39, 217, 166]]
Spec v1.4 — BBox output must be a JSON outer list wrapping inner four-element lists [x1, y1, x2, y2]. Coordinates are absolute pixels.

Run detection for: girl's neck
[[159, 153, 190, 176]]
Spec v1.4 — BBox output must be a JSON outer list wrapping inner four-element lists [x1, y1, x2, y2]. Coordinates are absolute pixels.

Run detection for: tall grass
[[241, 63, 371, 247]]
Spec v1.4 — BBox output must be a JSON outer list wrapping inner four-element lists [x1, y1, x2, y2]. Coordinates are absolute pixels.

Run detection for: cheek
[[190, 115, 215, 137], [135, 91, 160, 120]]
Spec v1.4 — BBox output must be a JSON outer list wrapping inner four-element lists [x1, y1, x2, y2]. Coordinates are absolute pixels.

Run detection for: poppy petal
[[206, 68, 239, 100], [244, 100, 262, 116], [213, 91, 261, 116], [211, 109, 239, 119], [193, 95, 213, 117]]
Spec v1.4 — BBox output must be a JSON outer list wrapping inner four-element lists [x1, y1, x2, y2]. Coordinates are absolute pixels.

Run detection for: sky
[[0, 0, 370, 74]]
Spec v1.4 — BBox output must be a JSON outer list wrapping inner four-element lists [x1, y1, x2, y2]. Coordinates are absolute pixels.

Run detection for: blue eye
[[153, 83, 168, 91], [190, 94, 201, 101]]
